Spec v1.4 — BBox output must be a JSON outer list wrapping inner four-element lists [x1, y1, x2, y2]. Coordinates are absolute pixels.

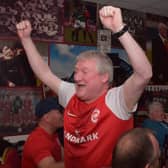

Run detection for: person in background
[[21, 97, 64, 168], [16, 5, 152, 168], [152, 22, 168, 84], [142, 101, 168, 151], [142, 101, 168, 167], [112, 128, 161, 168]]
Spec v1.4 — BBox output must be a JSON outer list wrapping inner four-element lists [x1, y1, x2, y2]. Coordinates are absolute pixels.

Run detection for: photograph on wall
[[0, 39, 48, 87], [146, 14, 168, 85], [97, 29, 111, 54], [0, 0, 64, 42], [49, 43, 132, 86], [64, 0, 97, 45], [0, 87, 43, 136]]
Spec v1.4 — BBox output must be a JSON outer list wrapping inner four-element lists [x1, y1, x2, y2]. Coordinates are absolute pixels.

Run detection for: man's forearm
[[119, 31, 152, 80]]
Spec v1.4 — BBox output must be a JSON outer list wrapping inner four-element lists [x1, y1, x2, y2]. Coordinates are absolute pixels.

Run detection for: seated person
[[21, 97, 64, 168], [112, 127, 161, 168], [142, 101, 168, 151]]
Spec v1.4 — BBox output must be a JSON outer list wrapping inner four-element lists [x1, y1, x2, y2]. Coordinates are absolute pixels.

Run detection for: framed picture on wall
[[0, 0, 64, 42], [64, 0, 97, 45], [0, 39, 48, 87], [0, 87, 43, 136]]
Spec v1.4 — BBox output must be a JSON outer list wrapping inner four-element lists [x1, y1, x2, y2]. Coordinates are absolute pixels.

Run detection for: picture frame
[[0, 39, 48, 87]]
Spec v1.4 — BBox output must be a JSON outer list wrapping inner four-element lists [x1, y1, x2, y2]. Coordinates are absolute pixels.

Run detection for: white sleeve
[[106, 85, 137, 120], [58, 81, 76, 108]]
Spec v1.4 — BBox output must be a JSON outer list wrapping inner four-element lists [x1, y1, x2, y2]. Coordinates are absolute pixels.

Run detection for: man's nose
[[74, 72, 82, 81]]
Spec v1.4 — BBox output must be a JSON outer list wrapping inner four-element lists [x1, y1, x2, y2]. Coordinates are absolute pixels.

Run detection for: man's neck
[[39, 123, 56, 135]]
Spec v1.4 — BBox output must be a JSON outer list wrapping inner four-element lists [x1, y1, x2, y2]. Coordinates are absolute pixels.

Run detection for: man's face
[[149, 105, 164, 121], [47, 110, 63, 129], [74, 58, 107, 102]]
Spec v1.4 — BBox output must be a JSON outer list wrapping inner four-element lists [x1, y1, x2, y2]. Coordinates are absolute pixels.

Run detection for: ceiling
[[85, 0, 168, 18]]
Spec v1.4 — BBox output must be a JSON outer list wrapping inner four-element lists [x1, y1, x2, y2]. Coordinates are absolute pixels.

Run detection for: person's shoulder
[[26, 127, 45, 143], [107, 85, 123, 96], [143, 119, 161, 127], [24, 127, 49, 151], [61, 80, 75, 88], [142, 118, 152, 125], [108, 85, 122, 91]]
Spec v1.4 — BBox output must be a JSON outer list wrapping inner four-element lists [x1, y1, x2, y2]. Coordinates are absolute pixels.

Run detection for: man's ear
[[101, 73, 109, 83], [43, 113, 49, 121]]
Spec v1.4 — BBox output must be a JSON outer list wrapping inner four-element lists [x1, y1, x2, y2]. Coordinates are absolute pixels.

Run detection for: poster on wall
[[64, 0, 97, 45], [49, 43, 97, 80], [0, 0, 64, 41], [0, 39, 48, 87], [145, 14, 168, 85], [0, 87, 43, 136], [97, 29, 111, 53]]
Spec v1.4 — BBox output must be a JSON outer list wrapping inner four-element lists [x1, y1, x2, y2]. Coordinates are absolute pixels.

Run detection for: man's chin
[[76, 92, 86, 100]]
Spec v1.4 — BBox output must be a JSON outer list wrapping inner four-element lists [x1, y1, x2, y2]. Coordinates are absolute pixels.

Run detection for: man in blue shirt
[[142, 101, 168, 151]]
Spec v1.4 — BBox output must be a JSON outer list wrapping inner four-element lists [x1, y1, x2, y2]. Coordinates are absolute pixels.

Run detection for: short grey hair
[[148, 101, 164, 113], [76, 50, 114, 85]]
